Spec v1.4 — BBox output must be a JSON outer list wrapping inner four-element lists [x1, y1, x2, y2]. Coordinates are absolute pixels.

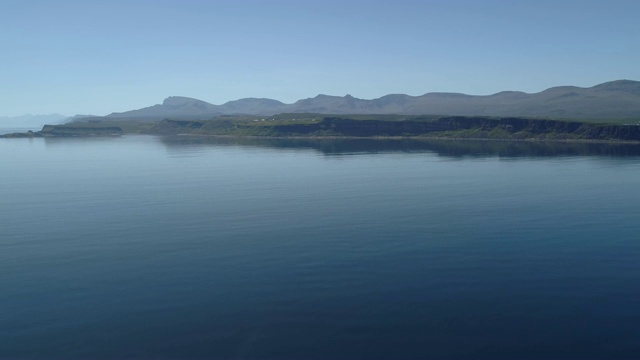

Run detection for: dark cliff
[[40, 125, 123, 137], [262, 117, 640, 141]]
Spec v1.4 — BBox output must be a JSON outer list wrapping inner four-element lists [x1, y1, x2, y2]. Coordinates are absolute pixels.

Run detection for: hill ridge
[[101, 80, 640, 120]]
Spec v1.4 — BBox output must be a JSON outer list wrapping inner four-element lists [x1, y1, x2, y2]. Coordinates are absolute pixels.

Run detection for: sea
[[1, 134, 640, 359]]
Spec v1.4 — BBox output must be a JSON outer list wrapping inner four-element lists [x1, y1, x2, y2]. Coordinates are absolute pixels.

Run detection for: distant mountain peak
[[597, 79, 638, 86], [222, 97, 285, 105], [162, 96, 213, 107], [106, 96, 220, 119], [489, 91, 528, 98], [592, 79, 640, 92]]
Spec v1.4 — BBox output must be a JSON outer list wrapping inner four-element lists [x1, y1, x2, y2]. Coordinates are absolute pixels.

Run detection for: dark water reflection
[[158, 136, 640, 158]]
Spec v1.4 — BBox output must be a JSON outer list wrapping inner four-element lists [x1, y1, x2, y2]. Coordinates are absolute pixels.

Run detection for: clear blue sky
[[2, 0, 639, 116]]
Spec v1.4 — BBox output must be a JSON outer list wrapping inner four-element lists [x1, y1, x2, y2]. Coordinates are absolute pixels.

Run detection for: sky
[[1, 0, 640, 116]]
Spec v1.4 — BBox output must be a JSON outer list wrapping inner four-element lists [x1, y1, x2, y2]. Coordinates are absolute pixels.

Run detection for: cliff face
[[264, 117, 640, 141], [39, 125, 123, 136], [574, 123, 640, 140], [147, 119, 204, 134]]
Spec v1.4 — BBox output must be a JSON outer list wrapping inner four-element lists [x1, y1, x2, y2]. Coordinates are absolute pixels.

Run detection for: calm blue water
[[2, 135, 640, 359]]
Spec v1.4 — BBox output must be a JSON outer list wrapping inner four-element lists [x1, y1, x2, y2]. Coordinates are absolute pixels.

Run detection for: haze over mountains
[[102, 80, 640, 122], [0, 114, 67, 127]]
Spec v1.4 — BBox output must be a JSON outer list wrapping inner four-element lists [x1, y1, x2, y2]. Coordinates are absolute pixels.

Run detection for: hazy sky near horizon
[[2, 0, 640, 116]]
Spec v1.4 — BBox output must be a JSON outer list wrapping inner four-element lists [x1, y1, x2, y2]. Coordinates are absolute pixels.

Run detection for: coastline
[[3, 114, 640, 144]]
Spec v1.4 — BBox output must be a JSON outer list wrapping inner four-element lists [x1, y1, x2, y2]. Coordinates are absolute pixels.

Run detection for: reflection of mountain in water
[[158, 136, 640, 158]]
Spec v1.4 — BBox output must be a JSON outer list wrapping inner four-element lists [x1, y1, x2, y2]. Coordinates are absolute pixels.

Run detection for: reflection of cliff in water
[[158, 136, 640, 158]]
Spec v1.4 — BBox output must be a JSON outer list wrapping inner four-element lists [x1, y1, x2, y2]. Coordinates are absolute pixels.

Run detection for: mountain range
[[100, 79, 640, 121]]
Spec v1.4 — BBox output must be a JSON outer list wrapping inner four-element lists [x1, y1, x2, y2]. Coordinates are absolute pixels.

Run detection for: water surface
[[2, 136, 640, 359]]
